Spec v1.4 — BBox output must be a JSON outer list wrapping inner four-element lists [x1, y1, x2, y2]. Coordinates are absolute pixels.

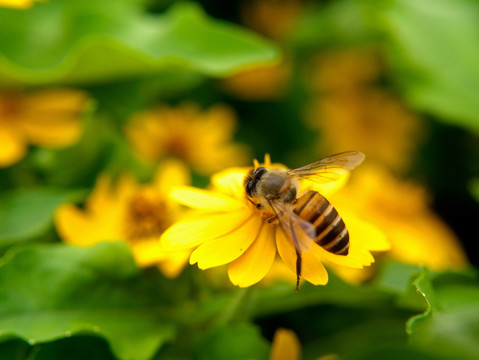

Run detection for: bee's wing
[[289, 151, 365, 184], [269, 199, 315, 254]]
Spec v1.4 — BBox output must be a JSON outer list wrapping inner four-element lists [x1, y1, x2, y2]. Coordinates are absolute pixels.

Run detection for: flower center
[[0, 94, 20, 123], [124, 194, 172, 241], [165, 134, 191, 160]]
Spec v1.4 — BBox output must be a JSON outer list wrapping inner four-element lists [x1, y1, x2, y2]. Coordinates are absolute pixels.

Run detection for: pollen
[[125, 194, 172, 241]]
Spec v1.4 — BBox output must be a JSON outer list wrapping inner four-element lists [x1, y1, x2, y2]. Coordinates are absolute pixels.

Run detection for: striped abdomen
[[294, 191, 349, 255]]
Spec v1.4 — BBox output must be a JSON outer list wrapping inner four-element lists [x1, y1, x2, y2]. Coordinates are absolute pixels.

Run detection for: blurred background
[[1, 0, 479, 359]]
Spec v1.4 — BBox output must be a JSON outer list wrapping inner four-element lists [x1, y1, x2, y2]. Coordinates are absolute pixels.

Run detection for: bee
[[244, 151, 365, 290]]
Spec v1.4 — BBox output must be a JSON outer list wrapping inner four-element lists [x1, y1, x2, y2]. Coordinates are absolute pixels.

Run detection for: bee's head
[[244, 167, 268, 198]]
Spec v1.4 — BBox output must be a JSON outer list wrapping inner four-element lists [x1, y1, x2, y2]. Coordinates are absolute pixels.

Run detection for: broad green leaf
[[194, 323, 269, 360], [0, 188, 75, 247], [0, 242, 177, 360], [251, 271, 391, 318], [0, 0, 279, 86], [375, 0, 479, 133], [407, 268, 479, 360]]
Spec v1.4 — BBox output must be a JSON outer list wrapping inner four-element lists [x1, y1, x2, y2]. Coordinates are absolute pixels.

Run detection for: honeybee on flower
[[161, 154, 389, 289]]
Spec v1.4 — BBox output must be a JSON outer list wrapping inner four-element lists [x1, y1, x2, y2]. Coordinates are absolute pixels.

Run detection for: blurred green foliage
[[1, 0, 479, 359]]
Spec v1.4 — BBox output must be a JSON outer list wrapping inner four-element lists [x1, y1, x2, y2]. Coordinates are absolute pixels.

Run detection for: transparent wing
[[289, 151, 365, 184], [269, 199, 315, 254]]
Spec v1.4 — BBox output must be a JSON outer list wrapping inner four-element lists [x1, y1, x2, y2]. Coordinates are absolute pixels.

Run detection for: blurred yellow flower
[[240, 0, 302, 40], [269, 328, 301, 360], [0, 0, 42, 9], [308, 50, 423, 173], [222, 59, 291, 100], [330, 165, 468, 276], [55, 160, 191, 278], [0, 89, 88, 168], [125, 103, 249, 175], [161, 155, 389, 288], [269, 328, 338, 360]]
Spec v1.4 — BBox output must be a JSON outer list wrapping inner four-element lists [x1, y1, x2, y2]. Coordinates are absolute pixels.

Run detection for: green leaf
[[375, 0, 479, 133], [251, 271, 391, 318], [0, 188, 74, 247], [194, 323, 269, 360], [0, 0, 279, 86], [407, 268, 479, 360], [0, 242, 177, 360]]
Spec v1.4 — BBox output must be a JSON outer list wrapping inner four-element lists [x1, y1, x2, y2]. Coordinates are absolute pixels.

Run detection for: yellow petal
[[0, 0, 36, 9], [170, 186, 246, 211], [190, 214, 262, 269], [211, 167, 250, 198], [276, 229, 328, 286], [341, 210, 390, 252], [154, 159, 191, 194], [55, 204, 121, 246], [0, 124, 26, 167], [19, 115, 83, 147], [157, 249, 191, 278], [228, 221, 276, 287], [269, 328, 301, 360], [161, 209, 252, 249], [23, 89, 88, 112], [130, 237, 165, 267]]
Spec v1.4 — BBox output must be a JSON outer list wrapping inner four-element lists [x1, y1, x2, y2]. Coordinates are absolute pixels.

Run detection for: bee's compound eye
[[253, 167, 267, 177], [246, 167, 267, 197]]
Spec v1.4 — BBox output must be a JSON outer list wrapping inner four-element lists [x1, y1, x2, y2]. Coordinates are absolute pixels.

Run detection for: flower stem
[[215, 286, 256, 326]]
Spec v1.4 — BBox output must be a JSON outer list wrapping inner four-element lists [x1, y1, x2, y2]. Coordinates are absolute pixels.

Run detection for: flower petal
[[276, 229, 328, 286], [55, 204, 121, 246], [131, 237, 190, 278], [190, 214, 262, 269], [269, 328, 301, 360], [129, 237, 165, 267], [228, 221, 276, 287], [20, 115, 83, 147], [161, 209, 251, 250], [170, 186, 246, 211], [154, 159, 191, 194], [0, 124, 26, 167], [211, 167, 250, 198]]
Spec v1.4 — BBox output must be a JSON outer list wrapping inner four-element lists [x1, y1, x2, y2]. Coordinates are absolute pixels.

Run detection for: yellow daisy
[[161, 155, 389, 288], [55, 160, 191, 278], [307, 50, 423, 173], [0, 89, 88, 168], [125, 103, 249, 175], [221, 58, 291, 100], [0, 0, 42, 9]]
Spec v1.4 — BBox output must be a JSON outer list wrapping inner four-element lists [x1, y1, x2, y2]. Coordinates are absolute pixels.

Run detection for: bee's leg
[[266, 214, 278, 223], [295, 249, 302, 291]]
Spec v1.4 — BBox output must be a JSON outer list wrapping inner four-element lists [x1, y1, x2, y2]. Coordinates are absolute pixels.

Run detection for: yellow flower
[[330, 165, 468, 275], [240, 0, 303, 40], [55, 160, 191, 278], [161, 155, 389, 288], [0, 89, 88, 167], [221, 59, 291, 100], [0, 0, 42, 9], [125, 103, 249, 175], [307, 50, 423, 173], [269, 328, 338, 360], [269, 328, 301, 360]]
